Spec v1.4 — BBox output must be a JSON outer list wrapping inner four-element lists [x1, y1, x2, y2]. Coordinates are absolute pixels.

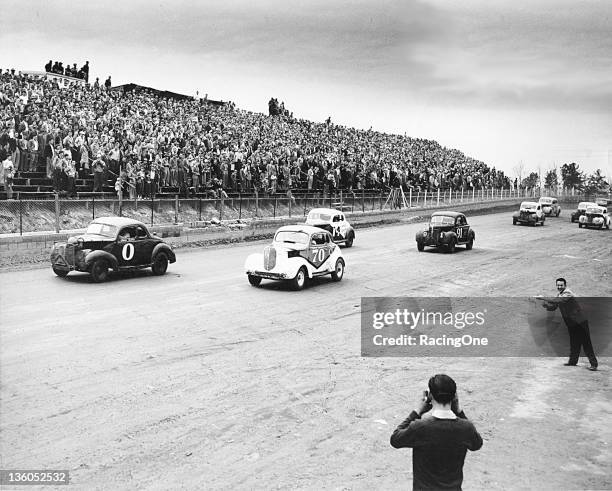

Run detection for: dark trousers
[[567, 321, 598, 367]]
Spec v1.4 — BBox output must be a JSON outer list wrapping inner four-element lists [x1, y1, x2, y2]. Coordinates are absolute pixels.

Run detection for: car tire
[[331, 258, 345, 282], [248, 274, 262, 286], [152, 253, 169, 275], [417, 242, 424, 252], [446, 238, 456, 253], [466, 238, 474, 250], [291, 267, 307, 291], [344, 233, 354, 248], [91, 259, 110, 283], [513, 218, 517, 225], [578, 223, 582, 228], [52, 267, 69, 277]]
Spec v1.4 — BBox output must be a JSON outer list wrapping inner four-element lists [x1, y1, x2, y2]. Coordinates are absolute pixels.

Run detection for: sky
[[1, 0, 611, 178]]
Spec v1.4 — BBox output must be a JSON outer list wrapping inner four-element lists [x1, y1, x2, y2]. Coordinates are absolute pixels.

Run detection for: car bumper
[[247, 271, 289, 280]]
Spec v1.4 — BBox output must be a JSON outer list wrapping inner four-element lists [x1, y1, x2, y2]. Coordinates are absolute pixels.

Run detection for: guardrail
[[0, 187, 606, 235]]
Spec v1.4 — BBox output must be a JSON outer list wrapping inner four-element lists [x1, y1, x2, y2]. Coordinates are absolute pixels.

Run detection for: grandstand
[[0, 67, 511, 201]]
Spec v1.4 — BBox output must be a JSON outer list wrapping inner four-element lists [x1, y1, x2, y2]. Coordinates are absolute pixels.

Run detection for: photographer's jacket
[[390, 409, 483, 491]]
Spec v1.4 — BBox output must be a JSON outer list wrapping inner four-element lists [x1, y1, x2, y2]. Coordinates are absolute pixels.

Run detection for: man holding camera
[[390, 374, 483, 491]]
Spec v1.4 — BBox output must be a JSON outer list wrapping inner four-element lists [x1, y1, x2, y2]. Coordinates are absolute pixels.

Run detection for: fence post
[[199, 197, 202, 221], [362, 189, 365, 212], [54, 193, 60, 233], [288, 194, 292, 218], [472, 187, 475, 202], [92, 195, 95, 220], [220, 194, 224, 221], [437, 188, 440, 207], [19, 195, 23, 236], [274, 197, 277, 218], [424, 190, 427, 208], [304, 192, 308, 216], [239, 193, 242, 220], [409, 188, 412, 208], [151, 195, 154, 225]]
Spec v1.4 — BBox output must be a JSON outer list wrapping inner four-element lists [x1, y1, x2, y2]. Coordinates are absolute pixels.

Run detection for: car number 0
[[122, 243, 134, 261], [314, 249, 325, 263]]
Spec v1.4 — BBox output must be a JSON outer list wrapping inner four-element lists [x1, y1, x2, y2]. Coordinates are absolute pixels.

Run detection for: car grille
[[264, 246, 277, 271], [520, 211, 533, 219], [64, 244, 75, 265]]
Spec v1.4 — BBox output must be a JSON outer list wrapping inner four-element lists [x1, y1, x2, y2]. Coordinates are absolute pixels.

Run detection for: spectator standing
[[390, 374, 483, 491], [2, 155, 14, 199]]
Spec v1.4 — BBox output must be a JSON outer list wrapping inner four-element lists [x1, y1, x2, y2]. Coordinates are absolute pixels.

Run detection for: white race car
[[305, 208, 355, 247], [578, 206, 610, 229], [244, 225, 346, 290]]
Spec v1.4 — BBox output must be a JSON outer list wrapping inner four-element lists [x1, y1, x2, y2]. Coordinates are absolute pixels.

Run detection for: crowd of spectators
[[0, 67, 511, 200], [45, 60, 90, 82]]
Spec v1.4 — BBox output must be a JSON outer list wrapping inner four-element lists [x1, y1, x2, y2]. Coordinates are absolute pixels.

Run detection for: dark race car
[[416, 211, 475, 252], [570, 201, 597, 223], [578, 206, 610, 230], [50, 217, 176, 282]]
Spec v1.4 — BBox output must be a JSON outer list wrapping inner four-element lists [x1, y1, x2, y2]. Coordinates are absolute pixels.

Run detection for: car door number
[[122, 243, 135, 261], [456, 227, 463, 239]]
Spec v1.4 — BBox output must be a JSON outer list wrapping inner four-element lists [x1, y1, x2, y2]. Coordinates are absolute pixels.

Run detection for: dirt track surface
[[1, 212, 611, 490]]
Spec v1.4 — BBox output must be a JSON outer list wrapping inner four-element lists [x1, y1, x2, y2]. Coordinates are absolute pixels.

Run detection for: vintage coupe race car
[[513, 201, 545, 226], [415, 211, 475, 252], [50, 217, 176, 282], [538, 197, 561, 217], [305, 208, 355, 247], [578, 206, 610, 229], [244, 225, 345, 290], [570, 201, 597, 223]]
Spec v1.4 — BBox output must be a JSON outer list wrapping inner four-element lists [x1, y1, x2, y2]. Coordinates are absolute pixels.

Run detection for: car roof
[[521, 201, 538, 206], [91, 216, 147, 228], [276, 224, 332, 235], [431, 211, 465, 218], [308, 208, 343, 215], [539, 196, 555, 201]]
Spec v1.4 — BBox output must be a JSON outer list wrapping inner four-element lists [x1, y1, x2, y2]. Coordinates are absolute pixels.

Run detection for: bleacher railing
[[0, 187, 607, 235]]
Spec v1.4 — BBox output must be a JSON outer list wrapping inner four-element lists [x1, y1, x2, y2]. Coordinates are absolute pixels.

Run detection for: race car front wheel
[[291, 267, 307, 291], [152, 253, 169, 275], [248, 274, 262, 286], [331, 258, 345, 282], [91, 259, 110, 283], [52, 267, 69, 277]]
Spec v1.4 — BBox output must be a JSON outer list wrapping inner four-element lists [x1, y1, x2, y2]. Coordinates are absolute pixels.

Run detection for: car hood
[[271, 242, 309, 251]]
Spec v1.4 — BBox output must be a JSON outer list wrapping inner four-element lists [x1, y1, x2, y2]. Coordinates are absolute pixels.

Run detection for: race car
[[578, 206, 610, 229], [513, 201, 545, 226], [538, 197, 561, 217], [305, 208, 355, 247], [570, 201, 597, 223], [415, 211, 475, 252], [50, 217, 176, 282], [244, 225, 345, 290]]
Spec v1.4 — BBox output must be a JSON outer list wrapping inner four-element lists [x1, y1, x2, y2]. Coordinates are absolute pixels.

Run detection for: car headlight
[[423, 231, 428, 237]]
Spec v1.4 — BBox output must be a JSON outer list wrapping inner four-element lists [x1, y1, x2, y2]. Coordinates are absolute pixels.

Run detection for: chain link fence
[[0, 187, 599, 235]]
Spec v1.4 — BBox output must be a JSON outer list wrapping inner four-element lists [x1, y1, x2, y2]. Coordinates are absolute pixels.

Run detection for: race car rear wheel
[[291, 267, 307, 291], [331, 258, 345, 282], [52, 267, 69, 277], [248, 274, 262, 286], [91, 259, 110, 283], [344, 233, 354, 248], [152, 253, 169, 275]]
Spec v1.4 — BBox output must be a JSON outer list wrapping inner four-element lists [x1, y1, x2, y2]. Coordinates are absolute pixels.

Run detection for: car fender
[[85, 250, 118, 270], [443, 231, 457, 243], [244, 253, 263, 273], [153, 243, 176, 263], [468, 229, 475, 240], [512, 211, 519, 218]]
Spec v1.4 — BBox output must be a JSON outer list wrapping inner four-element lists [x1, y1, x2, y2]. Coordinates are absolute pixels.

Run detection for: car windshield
[[430, 215, 455, 226], [586, 207, 604, 214], [540, 198, 553, 204], [578, 202, 594, 210], [307, 212, 332, 221], [274, 230, 310, 244], [86, 223, 118, 238], [520, 202, 537, 210]]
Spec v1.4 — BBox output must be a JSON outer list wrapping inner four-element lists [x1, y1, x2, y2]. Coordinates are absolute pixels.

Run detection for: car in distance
[[305, 208, 355, 247], [513, 201, 545, 226], [244, 225, 345, 290], [538, 197, 561, 217], [50, 217, 176, 282], [578, 206, 610, 229], [415, 211, 475, 252], [570, 201, 597, 223]]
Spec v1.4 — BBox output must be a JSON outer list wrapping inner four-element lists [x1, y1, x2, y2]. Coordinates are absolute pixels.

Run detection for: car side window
[[135, 226, 147, 239], [118, 227, 134, 240], [312, 234, 325, 246], [333, 215, 340, 222]]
